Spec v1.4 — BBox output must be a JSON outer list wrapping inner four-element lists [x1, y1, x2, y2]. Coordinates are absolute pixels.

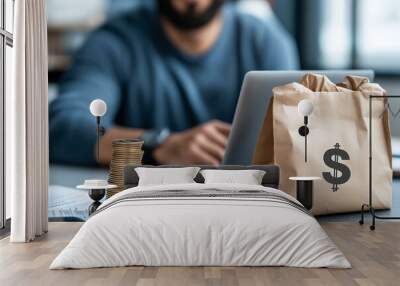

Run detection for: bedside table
[[77, 180, 117, 215], [289, 177, 321, 210]]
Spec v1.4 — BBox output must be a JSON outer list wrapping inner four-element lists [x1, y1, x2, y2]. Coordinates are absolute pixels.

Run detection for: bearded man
[[49, 0, 299, 166]]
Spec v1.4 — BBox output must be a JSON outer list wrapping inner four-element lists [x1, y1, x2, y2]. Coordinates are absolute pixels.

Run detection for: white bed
[[50, 183, 350, 269]]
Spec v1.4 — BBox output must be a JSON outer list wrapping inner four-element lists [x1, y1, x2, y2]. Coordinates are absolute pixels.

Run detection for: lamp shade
[[90, 99, 107, 117], [298, 99, 314, 116]]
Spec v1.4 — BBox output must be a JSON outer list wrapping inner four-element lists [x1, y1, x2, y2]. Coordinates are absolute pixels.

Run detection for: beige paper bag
[[253, 74, 392, 215]]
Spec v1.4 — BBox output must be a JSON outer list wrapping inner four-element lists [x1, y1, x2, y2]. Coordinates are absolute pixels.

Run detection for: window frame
[[0, 0, 13, 231]]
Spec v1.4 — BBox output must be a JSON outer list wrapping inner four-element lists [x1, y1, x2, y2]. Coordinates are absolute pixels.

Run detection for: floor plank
[[0, 222, 399, 286]]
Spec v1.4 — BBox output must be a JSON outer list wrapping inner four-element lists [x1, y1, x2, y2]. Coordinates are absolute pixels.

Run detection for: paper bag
[[253, 74, 392, 215]]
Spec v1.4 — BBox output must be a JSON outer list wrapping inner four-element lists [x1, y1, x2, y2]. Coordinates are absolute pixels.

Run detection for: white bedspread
[[50, 183, 350, 269]]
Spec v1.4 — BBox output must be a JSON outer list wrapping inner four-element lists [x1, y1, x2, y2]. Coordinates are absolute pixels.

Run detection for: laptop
[[223, 70, 375, 165]]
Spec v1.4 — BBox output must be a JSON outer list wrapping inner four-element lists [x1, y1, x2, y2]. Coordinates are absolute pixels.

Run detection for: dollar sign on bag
[[322, 143, 351, 192]]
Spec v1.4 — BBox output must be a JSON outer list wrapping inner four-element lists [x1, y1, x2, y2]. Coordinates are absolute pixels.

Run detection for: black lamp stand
[[359, 95, 400, 230], [88, 117, 106, 215], [95, 116, 106, 163], [298, 116, 310, 162]]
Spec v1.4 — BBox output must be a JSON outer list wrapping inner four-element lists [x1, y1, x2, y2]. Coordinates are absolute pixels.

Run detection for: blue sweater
[[49, 5, 299, 166]]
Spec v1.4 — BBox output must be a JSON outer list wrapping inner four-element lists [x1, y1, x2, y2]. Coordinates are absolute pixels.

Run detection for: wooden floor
[[1, 222, 400, 286]]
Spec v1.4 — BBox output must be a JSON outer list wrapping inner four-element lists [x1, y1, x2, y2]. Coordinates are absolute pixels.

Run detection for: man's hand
[[153, 120, 231, 166]]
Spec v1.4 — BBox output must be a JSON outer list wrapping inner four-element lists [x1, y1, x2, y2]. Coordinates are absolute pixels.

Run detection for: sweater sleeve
[[259, 17, 300, 70], [49, 29, 130, 166]]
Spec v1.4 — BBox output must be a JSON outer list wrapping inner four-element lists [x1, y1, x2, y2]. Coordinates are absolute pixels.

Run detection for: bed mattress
[[50, 183, 350, 269]]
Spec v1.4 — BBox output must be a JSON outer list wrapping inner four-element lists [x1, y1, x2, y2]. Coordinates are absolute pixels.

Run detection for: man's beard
[[158, 0, 224, 31]]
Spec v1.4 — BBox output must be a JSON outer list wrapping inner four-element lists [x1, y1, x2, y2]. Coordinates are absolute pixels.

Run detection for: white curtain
[[7, 0, 48, 242]]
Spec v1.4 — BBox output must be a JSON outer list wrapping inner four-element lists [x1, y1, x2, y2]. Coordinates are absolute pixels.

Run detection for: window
[[313, 0, 400, 73], [319, 0, 352, 69], [0, 0, 14, 230], [356, 0, 400, 72]]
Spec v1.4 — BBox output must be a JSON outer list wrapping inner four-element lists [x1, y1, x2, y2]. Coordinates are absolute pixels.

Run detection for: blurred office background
[[47, 0, 400, 74], [43, 0, 400, 219], [47, 0, 400, 133]]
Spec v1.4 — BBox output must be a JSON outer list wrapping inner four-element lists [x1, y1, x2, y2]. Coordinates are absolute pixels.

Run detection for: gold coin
[[113, 149, 142, 151], [108, 177, 124, 181], [112, 153, 143, 156], [113, 140, 143, 144], [112, 142, 143, 145], [111, 155, 142, 158], [111, 155, 143, 158], [111, 159, 137, 161], [110, 160, 142, 163]]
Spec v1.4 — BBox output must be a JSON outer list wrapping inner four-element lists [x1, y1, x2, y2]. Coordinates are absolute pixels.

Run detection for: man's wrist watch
[[141, 128, 171, 164]]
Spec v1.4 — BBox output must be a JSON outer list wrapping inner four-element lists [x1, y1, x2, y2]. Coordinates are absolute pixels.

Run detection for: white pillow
[[135, 167, 200, 186], [200, 169, 266, 185]]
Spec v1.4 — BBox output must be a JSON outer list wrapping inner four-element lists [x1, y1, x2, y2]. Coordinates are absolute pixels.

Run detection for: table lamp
[[298, 99, 314, 162], [90, 99, 107, 164]]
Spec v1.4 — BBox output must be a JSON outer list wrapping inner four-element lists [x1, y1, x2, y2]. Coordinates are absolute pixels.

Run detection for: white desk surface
[[50, 164, 109, 187], [49, 164, 109, 220]]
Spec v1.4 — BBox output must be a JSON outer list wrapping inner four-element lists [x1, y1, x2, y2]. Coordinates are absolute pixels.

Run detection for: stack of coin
[[107, 139, 144, 197]]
